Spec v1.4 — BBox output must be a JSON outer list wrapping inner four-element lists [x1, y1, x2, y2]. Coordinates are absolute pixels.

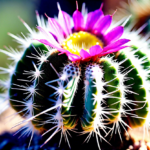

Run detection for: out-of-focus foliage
[[0, 0, 39, 78], [114, 0, 150, 33]]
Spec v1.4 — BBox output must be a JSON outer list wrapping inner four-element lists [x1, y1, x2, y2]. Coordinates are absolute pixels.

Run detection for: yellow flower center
[[62, 31, 103, 56]]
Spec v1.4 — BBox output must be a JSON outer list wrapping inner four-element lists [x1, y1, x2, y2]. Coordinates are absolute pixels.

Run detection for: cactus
[[1, 2, 150, 150]]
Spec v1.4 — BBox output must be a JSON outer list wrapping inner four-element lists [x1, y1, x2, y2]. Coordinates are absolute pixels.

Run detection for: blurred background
[[0, 0, 37, 69]]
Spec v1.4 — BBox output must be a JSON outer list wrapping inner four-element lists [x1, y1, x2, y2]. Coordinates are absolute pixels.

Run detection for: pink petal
[[36, 39, 63, 52], [58, 10, 72, 36], [73, 10, 84, 31], [57, 49, 70, 54], [67, 53, 81, 62], [85, 9, 103, 31], [89, 45, 103, 56], [103, 39, 130, 52], [48, 18, 65, 43], [80, 49, 91, 60], [62, 11, 72, 34], [36, 38, 81, 62], [93, 15, 112, 35], [104, 26, 124, 45], [100, 46, 128, 56], [37, 26, 60, 48]]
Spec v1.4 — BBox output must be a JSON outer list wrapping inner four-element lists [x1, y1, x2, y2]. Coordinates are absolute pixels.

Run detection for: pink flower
[[36, 4, 129, 62]]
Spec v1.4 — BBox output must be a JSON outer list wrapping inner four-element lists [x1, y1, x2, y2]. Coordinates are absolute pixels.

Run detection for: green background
[[0, 0, 40, 78]]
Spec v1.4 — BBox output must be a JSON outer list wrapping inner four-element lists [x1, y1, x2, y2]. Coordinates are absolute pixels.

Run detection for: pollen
[[62, 31, 103, 56]]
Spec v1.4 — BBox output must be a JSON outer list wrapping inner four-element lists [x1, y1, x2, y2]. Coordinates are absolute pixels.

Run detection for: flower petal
[[100, 46, 128, 56], [37, 26, 60, 48], [93, 15, 112, 35], [36, 39, 63, 52], [62, 11, 72, 34], [80, 49, 91, 60], [104, 26, 124, 44], [73, 10, 84, 31], [58, 10, 72, 36], [103, 39, 130, 52], [85, 9, 103, 31], [67, 53, 81, 62], [35, 39, 80, 62], [47, 18, 65, 43], [89, 45, 103, 56]]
